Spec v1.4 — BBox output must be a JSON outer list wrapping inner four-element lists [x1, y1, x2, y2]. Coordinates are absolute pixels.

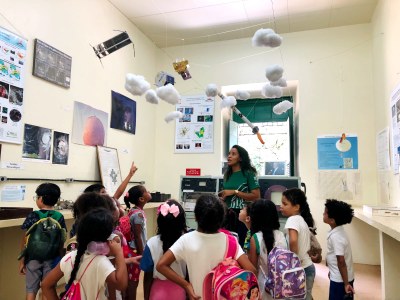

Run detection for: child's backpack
[[308, 229, 322, 264], [62, 255, 97, 300], [115, 208, 139, 243], [265, 247, 306, 299], [18, 210, 66, 261], [203, 234, 259, 300]]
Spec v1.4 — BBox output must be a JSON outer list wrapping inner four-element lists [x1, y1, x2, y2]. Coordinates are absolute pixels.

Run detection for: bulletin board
[[174, 95, 214, 153], [96, 146, 122, 196]]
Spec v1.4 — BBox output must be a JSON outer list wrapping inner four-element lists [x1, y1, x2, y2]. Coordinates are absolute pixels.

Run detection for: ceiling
[[108, 0, 378, 48]]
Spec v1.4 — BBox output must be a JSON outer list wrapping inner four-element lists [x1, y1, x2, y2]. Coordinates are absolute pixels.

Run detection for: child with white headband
[[140, 200, 188, 300]]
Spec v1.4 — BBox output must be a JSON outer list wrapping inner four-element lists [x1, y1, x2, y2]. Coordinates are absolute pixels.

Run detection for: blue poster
[[317, 135, 358, 170]]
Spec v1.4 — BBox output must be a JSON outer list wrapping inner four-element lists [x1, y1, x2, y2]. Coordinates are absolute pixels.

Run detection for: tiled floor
[[313, 262, 381, 299], [138, 262, 381, 299]]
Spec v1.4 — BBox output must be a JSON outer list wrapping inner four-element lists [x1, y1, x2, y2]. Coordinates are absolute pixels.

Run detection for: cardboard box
[[363, 205, 400, 217]]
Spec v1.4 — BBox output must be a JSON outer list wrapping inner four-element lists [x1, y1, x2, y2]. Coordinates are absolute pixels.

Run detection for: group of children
[[19, 177, 355, 300]]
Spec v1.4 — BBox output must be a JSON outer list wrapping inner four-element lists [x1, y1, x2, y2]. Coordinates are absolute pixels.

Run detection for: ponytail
[[282, 188, 315, 230], [124, 185, 145, 209], [300, 201, 315, 229], [67, 208, 113, 286], [250, 199, 280, 254], [67, 242, 87, 287]]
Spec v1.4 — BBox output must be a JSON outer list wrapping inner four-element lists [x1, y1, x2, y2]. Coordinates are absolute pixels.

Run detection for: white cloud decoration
[[164, 111, 184, 123], [252, 28, 282, 47], [156, 84, 180, 105], [125, 73, 150, 96], [273, 100, 293, 115]]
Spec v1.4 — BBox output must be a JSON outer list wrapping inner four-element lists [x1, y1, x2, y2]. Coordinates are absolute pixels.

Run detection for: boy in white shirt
[[323, 199, 355, 300]]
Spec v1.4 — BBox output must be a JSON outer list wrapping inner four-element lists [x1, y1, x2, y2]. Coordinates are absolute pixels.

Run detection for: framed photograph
[[32, 39, 72, 88], [110, 90, 136, 134], [52, 131, 69, 165], [22, 124, 52, 162], [96, 146, 122, 196]]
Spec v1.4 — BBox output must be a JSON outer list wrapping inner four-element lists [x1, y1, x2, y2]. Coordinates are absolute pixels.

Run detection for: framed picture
[[96, 146, 122, 196], [32, 39, 72, 88]]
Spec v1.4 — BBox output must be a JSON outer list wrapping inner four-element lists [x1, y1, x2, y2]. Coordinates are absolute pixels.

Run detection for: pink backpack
[[62, 255, 97, 300], [115, 208, 139, 243], [203, 234, 259, 300]]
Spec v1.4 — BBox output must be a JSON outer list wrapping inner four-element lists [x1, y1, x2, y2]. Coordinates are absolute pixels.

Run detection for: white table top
[[354, 207, 400, 242]]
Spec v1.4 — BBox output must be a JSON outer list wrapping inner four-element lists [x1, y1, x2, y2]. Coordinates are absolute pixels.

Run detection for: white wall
[[0, 0, 388, 265], [155, 24, 380, 264], [372, 0, 400, 206], [0, 0, 159, 204]]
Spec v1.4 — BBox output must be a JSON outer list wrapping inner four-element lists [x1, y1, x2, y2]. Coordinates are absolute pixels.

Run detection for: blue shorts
[[329, 280, 354, 300]]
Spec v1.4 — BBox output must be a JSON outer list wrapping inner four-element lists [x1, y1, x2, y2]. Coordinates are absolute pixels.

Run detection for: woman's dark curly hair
[[224, 145, 257, 181]]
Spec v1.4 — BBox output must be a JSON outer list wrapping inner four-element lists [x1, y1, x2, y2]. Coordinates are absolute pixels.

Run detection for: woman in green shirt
[[219, 145, 260, 246]]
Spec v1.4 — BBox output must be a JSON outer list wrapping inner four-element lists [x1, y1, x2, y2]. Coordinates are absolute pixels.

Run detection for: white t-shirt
[[60, 251, 115, 300], [142, 235, 187, 280], [326, 226, 354, 283], [170, 231, 245, 298], [284, 215, 312, 268], [254, 230, 287, 300]]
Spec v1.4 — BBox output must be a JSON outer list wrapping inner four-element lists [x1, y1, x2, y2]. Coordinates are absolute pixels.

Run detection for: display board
[[0, 26, 27, 144], [175, 95, 214, 153], [32, 39, 71, 88], [96, 146, 122, 196]]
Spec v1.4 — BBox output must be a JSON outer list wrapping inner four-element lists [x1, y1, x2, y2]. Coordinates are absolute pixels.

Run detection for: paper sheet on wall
[[378, 170, 391, 205], [390, 82, 400, 174], [1, 185, 26, 202], [175, 95, 214, 153], [317, 171, 361, 202], [377, 127, 390, 171]]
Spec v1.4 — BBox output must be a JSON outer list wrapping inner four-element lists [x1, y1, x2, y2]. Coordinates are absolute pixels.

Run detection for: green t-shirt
[[223, 170, 259, 209]]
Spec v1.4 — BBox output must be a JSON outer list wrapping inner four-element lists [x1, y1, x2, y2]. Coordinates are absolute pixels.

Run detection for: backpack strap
[[77, 255, 98, 282], [224, 234, 238, 259], [35, 210, 62, 221], [35, 210, 48, 219], [48, 210, 63, 222]]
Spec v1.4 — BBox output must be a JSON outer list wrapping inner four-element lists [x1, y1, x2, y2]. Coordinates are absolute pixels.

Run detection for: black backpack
[[18, 210, 66, 261]]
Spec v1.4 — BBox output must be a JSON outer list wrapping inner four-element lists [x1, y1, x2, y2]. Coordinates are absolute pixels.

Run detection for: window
[[228, 97, 295, 176]]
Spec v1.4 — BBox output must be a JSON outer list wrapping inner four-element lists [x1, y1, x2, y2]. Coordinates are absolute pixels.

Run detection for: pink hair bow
[[158, 203, 180, 217]]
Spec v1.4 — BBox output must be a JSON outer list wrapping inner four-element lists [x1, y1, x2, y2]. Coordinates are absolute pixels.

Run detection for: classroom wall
[[371, 0, 400, 206], [155, 24, 380, 264], [0, 0, 159, 205], [0, 0, 390, 267]]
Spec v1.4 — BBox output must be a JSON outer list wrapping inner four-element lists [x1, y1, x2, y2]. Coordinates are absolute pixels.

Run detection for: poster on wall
[[110, 90, 136, 134], [52, 131, 69, 165], [96, 146, 122, 197], [0, 27, 27, 144], [390, 83, 400, 174], [317, 134, 359, 170], [32, 39, 72, 88], [175, 95, 214, 153], [22, 124, 52, 162], [72, 101, 108, 146]]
